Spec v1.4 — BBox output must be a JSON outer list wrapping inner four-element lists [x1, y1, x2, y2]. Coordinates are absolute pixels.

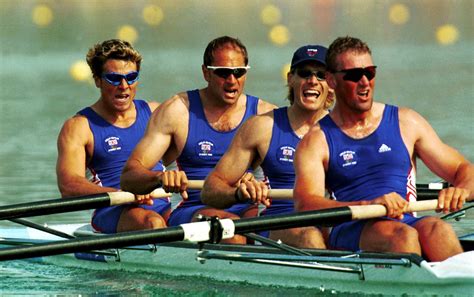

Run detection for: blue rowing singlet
[[320, 105, 412, 202], [176, 89, 259, 206], [260, 107, 298, 214], [78, 99, 164, 189]]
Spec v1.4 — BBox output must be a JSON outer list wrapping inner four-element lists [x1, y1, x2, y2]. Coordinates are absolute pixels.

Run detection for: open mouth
[[303, 89, 321, 100], [115, 94, 130, 100], [357, 89, 369, 98], [224, 87, 238, 98]]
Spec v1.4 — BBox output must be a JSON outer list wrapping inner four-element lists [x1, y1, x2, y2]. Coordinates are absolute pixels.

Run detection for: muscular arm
[[56, 116, 116, 197], [401, 108, 474, 203], [202, 114, 272, 208], [293, 126, 338, 211], [121, 95, 187, 194]]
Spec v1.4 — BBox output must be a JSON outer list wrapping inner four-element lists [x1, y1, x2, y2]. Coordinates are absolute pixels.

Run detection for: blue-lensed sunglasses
[[102, 71, 139, 86]]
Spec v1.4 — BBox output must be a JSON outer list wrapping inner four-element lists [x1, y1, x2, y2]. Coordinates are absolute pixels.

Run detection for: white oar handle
[[108, 192, 136, 206], [349, 199, 439, 220], [109, 189, 172, 206], [268, 189, 293, 199], [188, 180, 204, 189], [187, 180, 293, 199], [150, 188, 173, 198]]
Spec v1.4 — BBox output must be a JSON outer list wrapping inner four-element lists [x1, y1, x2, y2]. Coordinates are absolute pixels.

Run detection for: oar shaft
[[0, 199, 446, 261], [0, 190, 171, 221]]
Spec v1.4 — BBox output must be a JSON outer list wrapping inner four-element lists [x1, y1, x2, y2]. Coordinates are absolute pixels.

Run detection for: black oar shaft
[[0, 226, 186, 261], [0, 193, 112, 220], [233, 207, 352, 234], [0, 207, 353, 261]]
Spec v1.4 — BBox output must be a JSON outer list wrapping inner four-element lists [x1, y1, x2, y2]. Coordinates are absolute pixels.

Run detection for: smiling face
[[327, 51, 375, 113], [202, 43, 248, 106], [94, 59, 138, 113], [288, 61, 331, 112]]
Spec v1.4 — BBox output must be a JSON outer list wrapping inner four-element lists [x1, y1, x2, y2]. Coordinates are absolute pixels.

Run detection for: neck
[[199, 88, 244, 132], [287, 105, 328, 137], [91, 99, 136, 127], [330, 103, 381, 139]]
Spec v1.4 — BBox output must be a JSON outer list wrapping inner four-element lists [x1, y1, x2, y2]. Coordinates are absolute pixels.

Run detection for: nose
[[358, 74, 370, 85], [307, 73, 321, 84], [117, 78, 129, 89], [225, 73, 238, 83]]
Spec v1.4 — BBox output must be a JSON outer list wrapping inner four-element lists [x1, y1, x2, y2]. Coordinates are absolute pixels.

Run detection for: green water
[[0, 0, 473, 295]]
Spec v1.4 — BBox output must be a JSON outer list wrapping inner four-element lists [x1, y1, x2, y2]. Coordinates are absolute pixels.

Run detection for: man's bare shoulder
[[58, 114, 92, 145], [397, 106, 428, 128], [242, 109, 275, 133], [152, 92, 190, 118], [147, 101, 160, 112], [302, 122, 326, 145], [256, 98, 277, 114], [61, 114, 89, 133]]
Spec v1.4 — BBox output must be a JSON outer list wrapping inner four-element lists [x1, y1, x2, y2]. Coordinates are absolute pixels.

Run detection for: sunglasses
[[102, 71, 140, 86], [206, 66, 250, 79], [332, 66, 377, 82], [295, 69, 326, 81]]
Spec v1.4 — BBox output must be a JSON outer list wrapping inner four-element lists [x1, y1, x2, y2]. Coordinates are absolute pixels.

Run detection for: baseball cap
[[290, 45, 327, 69]]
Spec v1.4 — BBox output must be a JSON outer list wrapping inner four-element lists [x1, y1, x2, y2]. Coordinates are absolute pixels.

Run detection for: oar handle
[[187, 180, 204, 189], [350, 199, 439, 220], [186, 180, 441, 201], [150, 188, 173, 199]]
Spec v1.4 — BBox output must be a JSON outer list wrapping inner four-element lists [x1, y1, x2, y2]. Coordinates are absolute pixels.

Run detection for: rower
[[293, 36, 473, 261], [120, 36, 276, 244], [202, 44, 333, 248], [56, 39, 170, 233]]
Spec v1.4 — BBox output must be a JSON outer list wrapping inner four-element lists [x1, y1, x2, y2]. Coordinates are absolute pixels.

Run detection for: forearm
[[201, 174, 239, 209], [453, 162, 474, 200], [58, 176, 117, 198], [120, 162, 162, 195]]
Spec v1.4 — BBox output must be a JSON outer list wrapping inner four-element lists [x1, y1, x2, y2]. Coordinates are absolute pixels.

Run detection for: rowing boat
[[0, 220, 473, 296], [0, 186, 472, 295]]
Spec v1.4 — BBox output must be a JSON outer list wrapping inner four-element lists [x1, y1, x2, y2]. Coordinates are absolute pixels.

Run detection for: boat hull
[[0, 224, 473, 296]]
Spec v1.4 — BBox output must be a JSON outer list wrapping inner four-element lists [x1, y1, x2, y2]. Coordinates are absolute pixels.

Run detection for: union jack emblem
[[306, 49, 318, 57]]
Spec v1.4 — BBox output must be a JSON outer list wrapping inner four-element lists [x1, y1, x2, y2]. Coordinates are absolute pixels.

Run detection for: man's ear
[[93, 76, 101, 88], [326, 71, 336, 89], [202, 64, 211, 82]]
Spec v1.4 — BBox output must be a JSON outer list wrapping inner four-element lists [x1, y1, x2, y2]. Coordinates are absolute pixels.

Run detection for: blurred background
[[0, 1, 472, 294], [0, 0, 472, 207]]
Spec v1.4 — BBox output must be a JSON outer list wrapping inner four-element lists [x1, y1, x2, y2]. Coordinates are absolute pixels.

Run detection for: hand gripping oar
[[0, 189, 171, 221], [0, 199, 443, 261]]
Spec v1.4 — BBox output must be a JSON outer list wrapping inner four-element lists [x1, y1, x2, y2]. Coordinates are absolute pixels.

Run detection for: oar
[[189, 180, 441, 200], [0, 199, 441, 261], [0, 189, 171, 221]]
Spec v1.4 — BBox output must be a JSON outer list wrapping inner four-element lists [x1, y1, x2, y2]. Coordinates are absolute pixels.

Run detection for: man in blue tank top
[[293, 36, 473, 261], [56, 39, 170, 234], [202, 45, 334, 248], [121, 36, 276, 244]]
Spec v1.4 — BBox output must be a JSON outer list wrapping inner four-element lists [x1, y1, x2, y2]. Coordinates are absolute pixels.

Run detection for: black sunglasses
[[207, 66, 250, 79], [102, 71, 139, 86], [332, 66, 377, 82], [295, 69, 326, 81]]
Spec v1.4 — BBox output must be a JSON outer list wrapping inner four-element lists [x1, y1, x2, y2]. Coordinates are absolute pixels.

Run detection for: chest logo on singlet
[[104, 136, 122, 153], [196, 140, 215, 158], [277, 145, 296, 164], [378, 144, 392, 153], [338, 150, 358, 168]]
